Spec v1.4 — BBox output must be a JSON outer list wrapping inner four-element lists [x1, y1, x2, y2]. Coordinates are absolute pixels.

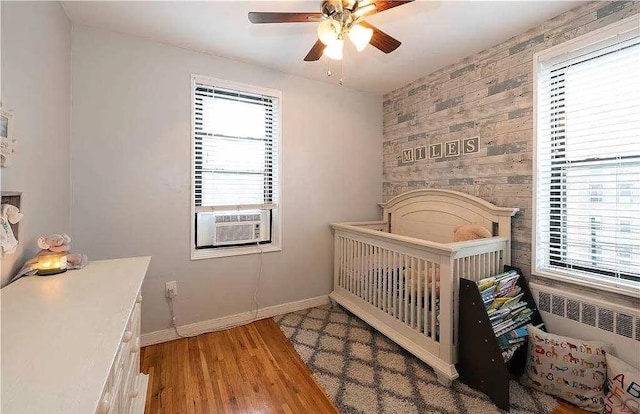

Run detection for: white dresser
[[1, 257, 150, 414]]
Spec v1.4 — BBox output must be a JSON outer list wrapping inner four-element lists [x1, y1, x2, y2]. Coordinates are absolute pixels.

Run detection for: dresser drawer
[[96, 356, 124, 414], [96, 386, 114, 414], [107, 364, 125, 414], [122, 302, 141, 375], [123, 304, 140, 346], [121, 350, 141, 413], [96, 293, 143, 414]]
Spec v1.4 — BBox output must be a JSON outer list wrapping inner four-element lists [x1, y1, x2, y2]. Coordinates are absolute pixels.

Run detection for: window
[[191, 75, 281, 259], [533, 16, 640, 295]]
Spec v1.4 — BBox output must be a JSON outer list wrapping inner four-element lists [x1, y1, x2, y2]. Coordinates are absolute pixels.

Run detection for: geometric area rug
[[275, 304, 558, 414]]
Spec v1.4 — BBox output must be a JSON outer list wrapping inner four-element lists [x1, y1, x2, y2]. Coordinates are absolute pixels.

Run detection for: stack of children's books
[[477, 270, 542, 362]]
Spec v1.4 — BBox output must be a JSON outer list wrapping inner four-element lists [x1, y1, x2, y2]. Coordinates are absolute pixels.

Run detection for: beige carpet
[[275, 304, 558, 414]]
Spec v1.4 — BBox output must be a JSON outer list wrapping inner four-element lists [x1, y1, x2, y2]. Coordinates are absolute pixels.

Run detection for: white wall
[[70, 26, 382, 334], [0, 1, 71, 287]]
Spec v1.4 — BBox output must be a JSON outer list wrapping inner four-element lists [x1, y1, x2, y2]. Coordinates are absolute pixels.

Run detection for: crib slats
[[409, 257, 414, 329], [343, 237, 347, 288], [376, 246, 381, 309], [344, 238, 348, 290], [383, 248, 388, 313], [358, 241, 362, 297], [388, 251, 391, 314], [396, 253, 399, 318], [359, 241, 364, 299], [404, 255, 409, 324], [431, 263, 437, 340], [390, 251, 395, 317], [357, 241, 361, 298], [395, 253, 404, 319], [398, 253, 402, 320], [363, 242, 367, 300], [398, 254, 401, 321], [397, 254, 402, 321], [425, 261, 431, 338], [359, 241, 363, 299], [333, 230, 508, 354], [351, 240, 356, 295], [400, 254, 404, 322], [353, 241, 358, 296], [342, 236, 346, 288], [359, 242, 363, 300], [368, 245, 372, 304], [346, 238, 350, 292], [367, 245, 377, 305], [339, 237, 344, 288], [487, 252, 495, 275], [350, 239, 354, 293], [417, 258, 422, 333], [357, 240, 361, 296], [367, 246, 378, 306], [386, 249, 391, 314]]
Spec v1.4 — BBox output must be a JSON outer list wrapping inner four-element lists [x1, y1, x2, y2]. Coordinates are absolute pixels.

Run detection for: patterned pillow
[[520, 325, 609, 412], [605, 354, 640, 414]]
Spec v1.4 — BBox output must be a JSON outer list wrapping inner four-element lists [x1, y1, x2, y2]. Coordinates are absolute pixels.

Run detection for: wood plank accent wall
[[382, 1, 640, 277]]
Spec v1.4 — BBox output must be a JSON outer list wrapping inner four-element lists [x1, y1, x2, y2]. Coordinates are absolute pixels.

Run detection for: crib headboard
[[380, 189, 519, 244]]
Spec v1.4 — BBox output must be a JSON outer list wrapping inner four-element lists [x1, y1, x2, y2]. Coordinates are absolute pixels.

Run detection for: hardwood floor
[[141, 318, 338, 414], [141, 318, 587, 414]]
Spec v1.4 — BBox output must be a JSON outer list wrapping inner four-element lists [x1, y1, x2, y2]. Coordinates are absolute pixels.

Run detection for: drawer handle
[[129, 389, 139, 398], [130, 338, 140, 354], [122, 331, 133, 343], [97, 397, 110, 414], [136, 294, 142, 304]]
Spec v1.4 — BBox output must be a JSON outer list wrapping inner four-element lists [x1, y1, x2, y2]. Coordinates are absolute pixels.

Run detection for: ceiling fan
[[248, 0, 414, 62]]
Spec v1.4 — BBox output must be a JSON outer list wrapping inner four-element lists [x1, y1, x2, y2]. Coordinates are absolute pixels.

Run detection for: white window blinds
[[193, 82, 279, 211], [534, 19, 640, 287]]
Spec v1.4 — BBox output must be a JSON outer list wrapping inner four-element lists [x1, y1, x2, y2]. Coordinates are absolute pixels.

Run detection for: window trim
[[531, 15, 640, 299], [190, 74, 283, 260]]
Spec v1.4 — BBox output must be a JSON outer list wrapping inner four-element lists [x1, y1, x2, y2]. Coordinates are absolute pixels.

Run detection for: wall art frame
[[1, 109, 17, 168]]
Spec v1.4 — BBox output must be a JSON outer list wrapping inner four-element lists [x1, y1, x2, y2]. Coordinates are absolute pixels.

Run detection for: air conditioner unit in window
[[196, 211, 270, 248]]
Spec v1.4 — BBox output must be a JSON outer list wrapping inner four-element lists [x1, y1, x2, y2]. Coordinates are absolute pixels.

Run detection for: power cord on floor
[[252, 243, 264, 320], [167, 296, 195, 339], [167, 243, 265, 339]]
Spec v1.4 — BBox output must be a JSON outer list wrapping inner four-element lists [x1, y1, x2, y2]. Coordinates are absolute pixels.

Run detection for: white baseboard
[[141, 295, 330, 347]]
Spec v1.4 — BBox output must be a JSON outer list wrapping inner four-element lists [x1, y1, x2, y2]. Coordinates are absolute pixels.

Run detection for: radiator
[[529, 282, 640, 369]]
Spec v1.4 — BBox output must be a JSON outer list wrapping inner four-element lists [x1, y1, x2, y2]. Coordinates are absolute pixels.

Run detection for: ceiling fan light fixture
[[317, 19, 341, 46], [351, 3, 376, 18], [247, 0, 413, 63], [348, 24, 373, 51], [323, 39, 344, 60]]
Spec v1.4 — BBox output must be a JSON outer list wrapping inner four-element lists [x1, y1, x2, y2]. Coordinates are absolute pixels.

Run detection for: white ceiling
[[61, 1, 583, 94]]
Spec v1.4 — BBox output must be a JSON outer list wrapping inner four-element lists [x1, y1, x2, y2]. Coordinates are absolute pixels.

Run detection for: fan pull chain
[[324, 57, 342, 86]]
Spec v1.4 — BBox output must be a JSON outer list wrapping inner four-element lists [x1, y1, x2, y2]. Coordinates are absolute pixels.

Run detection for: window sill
[[191, 244, 281, 260], [532, 268, 640, 300]]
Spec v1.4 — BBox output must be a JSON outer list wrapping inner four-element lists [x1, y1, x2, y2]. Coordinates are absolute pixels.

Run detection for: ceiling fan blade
[[248, 12, 323, 24], [375, 0, 414, 13], [304, 40, 326, 62], [356, 0, 414, 18], [360, 21, 401, 53]]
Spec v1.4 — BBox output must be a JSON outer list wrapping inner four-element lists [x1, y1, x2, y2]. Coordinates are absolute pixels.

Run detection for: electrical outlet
[[165, 281, 178, 299]]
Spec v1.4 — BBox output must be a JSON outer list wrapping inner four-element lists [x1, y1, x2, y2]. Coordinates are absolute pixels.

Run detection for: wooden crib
[[330, 189, 519, 385]]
